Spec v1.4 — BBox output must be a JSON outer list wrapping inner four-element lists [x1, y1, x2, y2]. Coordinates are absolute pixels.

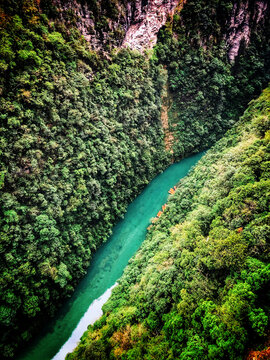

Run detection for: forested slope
[[0, 0, 270, 358], [0, 2, 170, 357], [68, 87, 270, 360], [154, 0, 270, 157]]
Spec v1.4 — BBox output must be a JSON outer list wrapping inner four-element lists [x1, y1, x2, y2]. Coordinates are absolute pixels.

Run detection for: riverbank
[[17, 152, 204, 360]]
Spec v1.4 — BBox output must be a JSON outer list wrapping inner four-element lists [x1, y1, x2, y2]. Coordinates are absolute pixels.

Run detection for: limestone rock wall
[[52, 0, 268, 60], [226, 0, 268, 62], [52, 0, 182, 52], [122, 0, 183, 51]]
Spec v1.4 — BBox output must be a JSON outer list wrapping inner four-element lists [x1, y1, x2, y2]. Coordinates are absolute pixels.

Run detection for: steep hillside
[[68, 86, 270, 360], [0, 2, 169, 357], [155, 0, 270, 158], [0, 0, 269, 358]]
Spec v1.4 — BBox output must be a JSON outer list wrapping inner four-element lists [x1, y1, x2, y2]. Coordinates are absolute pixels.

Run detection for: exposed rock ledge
[[122, 0, 183, 52], [52, 0, 127, 50], [226, 0, 268, 63], [52, 0, 184, 52], [52, 0, 268, 60]]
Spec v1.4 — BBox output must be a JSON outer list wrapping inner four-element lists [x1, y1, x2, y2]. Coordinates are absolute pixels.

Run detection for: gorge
[[18, 153, 203, 360], [0, 0, 270, 359]]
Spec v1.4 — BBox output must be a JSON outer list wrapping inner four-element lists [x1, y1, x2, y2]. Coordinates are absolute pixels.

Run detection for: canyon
[[0, 1, 269, 359]]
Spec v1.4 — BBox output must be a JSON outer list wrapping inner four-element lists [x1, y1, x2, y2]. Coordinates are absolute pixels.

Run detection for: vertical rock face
[[226, 0, 268, 62], [52, 0, 183, 52], [56, 1, 101, 44], [122, 0, 184, 51], [52, 0, 129, 50], [52, 0, 268, 59]]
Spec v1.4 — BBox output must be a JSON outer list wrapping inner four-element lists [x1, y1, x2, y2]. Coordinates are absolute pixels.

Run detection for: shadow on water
[[17, 152, 204, 360]]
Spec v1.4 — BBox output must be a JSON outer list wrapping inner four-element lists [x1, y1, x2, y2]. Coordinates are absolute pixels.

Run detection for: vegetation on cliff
[[155, 0, 270, 158], [0, 0, 269, 358], [0, 1, 169, 357], [68, 86, 270, 360]]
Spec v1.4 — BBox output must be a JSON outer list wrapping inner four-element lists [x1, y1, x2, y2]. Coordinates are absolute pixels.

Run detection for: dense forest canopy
[[0, 1, 170, 356], [68, 86, 270, 360], [0, 0, 269, 358]]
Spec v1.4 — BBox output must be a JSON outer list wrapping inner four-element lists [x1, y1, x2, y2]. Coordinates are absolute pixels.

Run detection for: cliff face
[[52, 0, 129, 50], [122, 0, 184, 51], [52, 0, 268, 60], [226, 0, 268, 62], [52, 0, 182, 51]]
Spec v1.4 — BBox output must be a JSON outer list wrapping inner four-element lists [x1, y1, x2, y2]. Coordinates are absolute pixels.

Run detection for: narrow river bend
[[18, 152, 204, 360]]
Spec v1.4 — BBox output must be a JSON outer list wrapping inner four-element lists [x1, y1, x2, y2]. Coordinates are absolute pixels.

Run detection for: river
[[18, 152, 204, 360]]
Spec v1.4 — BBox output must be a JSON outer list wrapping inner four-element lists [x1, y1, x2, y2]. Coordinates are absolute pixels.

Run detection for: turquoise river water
[[18, 152, 204, 360]]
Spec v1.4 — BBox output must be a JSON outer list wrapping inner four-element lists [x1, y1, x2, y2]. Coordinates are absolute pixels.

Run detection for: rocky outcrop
[[51, 0, 268, 59], [160, 70, 174, 154], [122, 0, 184, 51], [52, 0, 130, 50], [226, 0, 268, 62], [52, 0, 184, 52]]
